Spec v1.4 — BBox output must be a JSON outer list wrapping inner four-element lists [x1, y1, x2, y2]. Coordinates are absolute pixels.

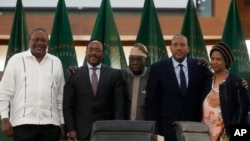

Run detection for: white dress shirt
[[87, 63, 101, 82], [0, 50, 65, 127]]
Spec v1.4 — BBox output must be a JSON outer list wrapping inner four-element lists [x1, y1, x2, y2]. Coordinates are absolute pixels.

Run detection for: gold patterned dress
[[202, 82, 224, 141]]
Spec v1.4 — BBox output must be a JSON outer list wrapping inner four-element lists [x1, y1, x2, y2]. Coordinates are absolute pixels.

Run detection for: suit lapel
[[170, 59, 179, 83], [167, 58, 182, 95], [186, 58, 196, 94], [95, 64, 107, 96], [81, 65, 95, 97]]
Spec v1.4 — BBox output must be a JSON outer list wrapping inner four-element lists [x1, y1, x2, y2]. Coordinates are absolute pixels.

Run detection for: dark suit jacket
[[145, 57, 212, 141], [120, 67, 149, 120], [63, 64, 125, 140]]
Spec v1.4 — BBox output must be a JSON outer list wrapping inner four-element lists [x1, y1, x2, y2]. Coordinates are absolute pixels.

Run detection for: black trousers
[[13, 124, 61, 141]]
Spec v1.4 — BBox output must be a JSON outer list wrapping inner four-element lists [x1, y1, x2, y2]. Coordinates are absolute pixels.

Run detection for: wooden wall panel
[[244, 0, 250, 5], [0, 0, 249, 43], [239, 0, 250, 39], [0, 14, 226, 37]]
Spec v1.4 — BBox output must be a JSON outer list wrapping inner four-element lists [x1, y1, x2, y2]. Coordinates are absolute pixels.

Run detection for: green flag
[[181, 0, 208, 60], [221, 0, 250, 88], [49, 0, 78, 80], [90, 0, 127, 68], [0, 1, 26, 139], [136, 0, 168, 66], [4, 0, 29, 69]]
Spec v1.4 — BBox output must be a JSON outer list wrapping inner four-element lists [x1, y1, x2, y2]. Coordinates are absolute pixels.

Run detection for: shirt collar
[[171, 57, 187, 68], [26, 49, 49, 59], [87, 62, 101, 69]]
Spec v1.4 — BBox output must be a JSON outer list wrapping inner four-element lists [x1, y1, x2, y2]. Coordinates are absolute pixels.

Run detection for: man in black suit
[[63, 40, 125, 141], [145, 34, 213, 141]]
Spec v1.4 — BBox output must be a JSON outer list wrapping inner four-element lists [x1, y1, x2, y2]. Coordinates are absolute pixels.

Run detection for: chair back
[[90, 120, 156, 141], [173, 121, 211, 141]]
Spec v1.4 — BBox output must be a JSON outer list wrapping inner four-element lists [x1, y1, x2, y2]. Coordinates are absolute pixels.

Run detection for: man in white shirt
[[0, 28, 65, 141]]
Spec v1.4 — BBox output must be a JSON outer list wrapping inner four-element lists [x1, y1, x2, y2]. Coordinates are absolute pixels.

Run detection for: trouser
[[13, 124, 61, 141]]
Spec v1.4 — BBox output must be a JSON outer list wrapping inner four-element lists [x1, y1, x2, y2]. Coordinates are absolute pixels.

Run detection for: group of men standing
[[0, 28, 247, 141], [0, 28, 152, 141], [64, 40, 151, 140]]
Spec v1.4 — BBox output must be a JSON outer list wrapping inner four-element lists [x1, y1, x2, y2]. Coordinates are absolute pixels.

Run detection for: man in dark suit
[[63, 40, 125, 141], [145, 34, 213, 141]]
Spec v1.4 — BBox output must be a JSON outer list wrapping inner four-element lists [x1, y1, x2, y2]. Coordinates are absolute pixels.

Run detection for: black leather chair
[[173, 121, 211, 141], [90, 120, 156, 141]]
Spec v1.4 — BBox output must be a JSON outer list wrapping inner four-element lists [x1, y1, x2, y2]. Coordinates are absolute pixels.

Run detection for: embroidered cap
[[130, 43, 148, 58], [210, 42, 234, 69]]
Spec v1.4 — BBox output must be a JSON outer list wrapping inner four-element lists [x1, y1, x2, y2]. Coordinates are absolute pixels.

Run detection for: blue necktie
[[179, 64, 186, 96]]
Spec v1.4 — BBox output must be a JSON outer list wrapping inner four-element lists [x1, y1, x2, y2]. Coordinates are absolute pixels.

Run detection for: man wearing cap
[[120, 43, 149, 120]]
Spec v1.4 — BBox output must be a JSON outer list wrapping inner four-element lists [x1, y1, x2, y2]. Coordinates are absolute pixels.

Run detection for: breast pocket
[[139, 89, 147, 107]]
